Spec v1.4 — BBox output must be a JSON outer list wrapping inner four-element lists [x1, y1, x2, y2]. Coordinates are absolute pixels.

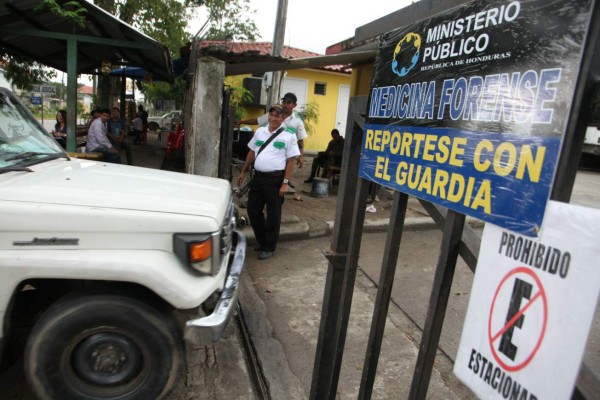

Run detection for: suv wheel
[[24, 293, 184, 400], [148, 121, 160, 132]]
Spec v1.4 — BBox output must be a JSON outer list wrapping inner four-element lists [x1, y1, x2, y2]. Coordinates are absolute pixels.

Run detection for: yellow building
[[200, 41, 352, 153]]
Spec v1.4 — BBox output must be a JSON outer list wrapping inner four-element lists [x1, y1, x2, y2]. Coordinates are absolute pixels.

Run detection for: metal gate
[[309, 81, 600, 399]]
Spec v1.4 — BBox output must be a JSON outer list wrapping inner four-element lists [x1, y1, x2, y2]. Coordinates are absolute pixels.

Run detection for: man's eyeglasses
[[281, 99, 293, 104]]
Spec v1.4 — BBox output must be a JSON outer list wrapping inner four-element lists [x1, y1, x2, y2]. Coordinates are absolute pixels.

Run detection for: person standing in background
[[137, 104, 149, 144], [131, 115, 144, 145], [238, 92, 307, 187]]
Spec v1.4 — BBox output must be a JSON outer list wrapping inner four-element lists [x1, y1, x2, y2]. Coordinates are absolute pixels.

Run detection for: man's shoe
[[258, 251, 274, 260], [304, 177, 314, 183], [253, 244, 263, 252]]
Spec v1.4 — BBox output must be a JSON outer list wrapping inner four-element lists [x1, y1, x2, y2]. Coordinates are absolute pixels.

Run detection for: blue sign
[[361, 0, 594, 236], [30, 96, 42, 105]]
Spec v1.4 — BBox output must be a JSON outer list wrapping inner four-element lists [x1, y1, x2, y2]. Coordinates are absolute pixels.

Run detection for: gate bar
[[417, 200, 480, 272], [358, 191, 409, 400], [310, 96, 369, 400], [409, 210, 466, 399]]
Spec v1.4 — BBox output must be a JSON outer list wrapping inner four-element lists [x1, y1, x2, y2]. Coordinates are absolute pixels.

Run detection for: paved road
[[246, 168, 600, 398]]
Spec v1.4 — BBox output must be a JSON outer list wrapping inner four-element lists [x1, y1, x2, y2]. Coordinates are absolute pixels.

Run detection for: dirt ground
[[233, 156, 430, 226]]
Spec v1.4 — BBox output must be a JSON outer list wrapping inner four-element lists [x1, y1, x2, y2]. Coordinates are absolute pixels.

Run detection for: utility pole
[[267, 0, 288, 108]]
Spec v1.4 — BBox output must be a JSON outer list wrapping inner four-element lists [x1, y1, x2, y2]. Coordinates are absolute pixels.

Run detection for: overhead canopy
[[0, 0, 173, 82], [224, 50, 377, 76], [197, 45, 377, 76]]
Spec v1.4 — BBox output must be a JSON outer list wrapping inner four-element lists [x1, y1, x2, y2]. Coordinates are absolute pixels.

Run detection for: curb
[[241, 216, 438, 244], [240, 215, 485, 245]]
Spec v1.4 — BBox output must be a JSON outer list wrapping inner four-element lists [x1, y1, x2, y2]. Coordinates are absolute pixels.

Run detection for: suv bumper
[[184, 231, 246, 345]]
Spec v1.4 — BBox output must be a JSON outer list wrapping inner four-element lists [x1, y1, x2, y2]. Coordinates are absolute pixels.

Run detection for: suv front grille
[[220, 198, 235, 256]]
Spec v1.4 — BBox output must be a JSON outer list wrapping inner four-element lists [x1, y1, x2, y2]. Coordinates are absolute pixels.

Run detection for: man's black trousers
[[247, 174, 285, 252]]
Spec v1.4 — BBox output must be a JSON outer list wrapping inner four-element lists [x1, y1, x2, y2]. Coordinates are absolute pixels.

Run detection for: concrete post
[[186, 56, 225, 177]]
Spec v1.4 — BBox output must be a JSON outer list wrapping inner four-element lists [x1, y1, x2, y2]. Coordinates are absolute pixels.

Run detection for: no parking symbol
[[488, 267, 548, 372], [454, 201, 600, 400]]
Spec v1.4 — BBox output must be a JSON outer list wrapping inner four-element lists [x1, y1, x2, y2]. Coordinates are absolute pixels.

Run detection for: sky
[[188, 0, 417, 54]]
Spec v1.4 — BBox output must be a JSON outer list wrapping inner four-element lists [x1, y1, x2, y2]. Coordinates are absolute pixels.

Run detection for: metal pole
[[267, 0, 288, 108], [66, 37, 78, 152]]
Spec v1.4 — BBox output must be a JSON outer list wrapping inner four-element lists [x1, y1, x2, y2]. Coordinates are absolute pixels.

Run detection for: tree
[[94, 0, 258, 111], [224, 76, 253, 120], [95, 0, 190, 53], [94, 0, 258, 53], [143, 79, 187, 110], [198, 0, 258, 41], [2, 57, 56, 90]]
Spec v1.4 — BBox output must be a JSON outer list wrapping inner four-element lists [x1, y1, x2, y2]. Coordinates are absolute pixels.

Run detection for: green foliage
[[297, 102, 320, 136], [96, 0, 259, 107], [35, 0, 87, 28], [200, 0, 258, 41], [94, 0, 259, 53], [2, 0, 259, 104], [224, 76, 253, 120], [99, 0, 192, 54], [142, 78, 187, 110], [1, 57, 56, 90]]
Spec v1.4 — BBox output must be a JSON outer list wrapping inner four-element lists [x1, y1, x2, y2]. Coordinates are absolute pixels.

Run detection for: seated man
[[304, 128, 344, 183], [85, 108, 121, 164], [107, 107, 133, 165]]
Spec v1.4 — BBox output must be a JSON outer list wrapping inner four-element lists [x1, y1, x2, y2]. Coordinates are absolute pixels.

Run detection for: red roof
[[78, 85, 93, 95], [197, 41, 351, 74]]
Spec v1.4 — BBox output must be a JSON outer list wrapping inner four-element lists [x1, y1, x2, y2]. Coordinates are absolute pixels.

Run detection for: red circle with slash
[[488, 267, 548, 372]]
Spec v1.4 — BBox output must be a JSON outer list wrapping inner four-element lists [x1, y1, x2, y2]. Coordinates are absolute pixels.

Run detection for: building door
[[282, 77, 308, 109], [336, 84, 350, 136]]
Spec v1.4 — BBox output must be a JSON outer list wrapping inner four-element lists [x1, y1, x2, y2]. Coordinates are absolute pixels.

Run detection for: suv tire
[[24, 293, 184, 400]]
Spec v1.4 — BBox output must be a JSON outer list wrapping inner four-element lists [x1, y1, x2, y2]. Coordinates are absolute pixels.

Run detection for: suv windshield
[[0, 88, 65, 169]]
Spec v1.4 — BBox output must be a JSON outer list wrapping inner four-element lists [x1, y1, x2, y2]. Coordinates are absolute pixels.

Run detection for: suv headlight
[[173, 233, 216, 275], [173, 197, 236, 276]]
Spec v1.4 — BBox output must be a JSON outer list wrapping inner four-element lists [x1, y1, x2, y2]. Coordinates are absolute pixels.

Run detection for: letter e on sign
[[488, 267, 548, 372]]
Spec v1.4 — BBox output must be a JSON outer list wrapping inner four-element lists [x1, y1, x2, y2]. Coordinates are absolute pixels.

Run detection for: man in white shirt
[[85, 108, 121, 163], [238, 92, 307, 168], [237, 104, 300, 260]]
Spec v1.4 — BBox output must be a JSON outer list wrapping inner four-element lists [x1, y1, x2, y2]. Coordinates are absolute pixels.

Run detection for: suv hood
[[0, 159, 231, 220]]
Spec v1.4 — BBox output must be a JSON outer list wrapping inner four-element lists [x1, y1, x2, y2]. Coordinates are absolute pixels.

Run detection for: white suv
[[147, 110, 181, 131], [0, 89, 245, 399]]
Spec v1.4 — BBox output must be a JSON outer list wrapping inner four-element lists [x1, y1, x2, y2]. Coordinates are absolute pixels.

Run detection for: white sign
[[454, 200, 600, 400], [31, 85, 56, 95]]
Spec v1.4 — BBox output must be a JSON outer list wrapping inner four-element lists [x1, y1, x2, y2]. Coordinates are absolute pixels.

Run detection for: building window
[[314, 82, 326, 95]]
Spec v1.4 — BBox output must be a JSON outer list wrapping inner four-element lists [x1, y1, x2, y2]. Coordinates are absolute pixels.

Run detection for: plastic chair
[[165, 123, 184, 160]]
